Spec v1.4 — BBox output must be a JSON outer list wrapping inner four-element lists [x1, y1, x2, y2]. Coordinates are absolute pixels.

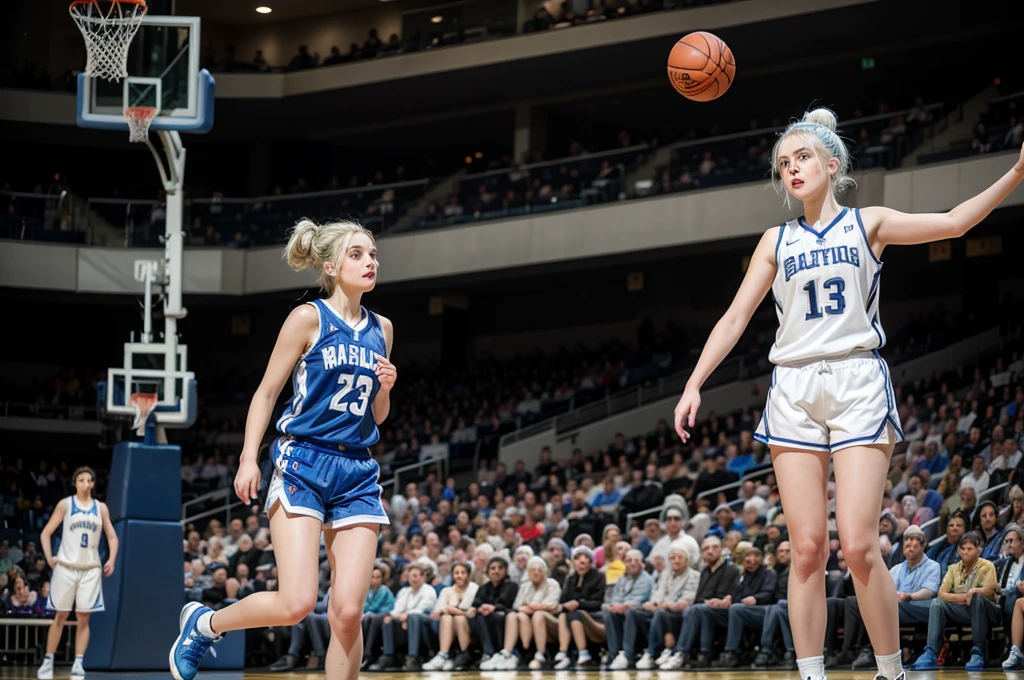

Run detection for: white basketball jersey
[[56, 496, 102, 569], [769, 207, 885, 365]]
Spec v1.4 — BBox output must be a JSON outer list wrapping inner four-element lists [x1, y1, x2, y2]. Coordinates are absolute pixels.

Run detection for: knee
[[625, 608, 639, 622], [841, 538, 881, 578], [74, 612, 90, 625], [532, 611, 546, 623], [54, 612, 70, 625], [790, 536, 828, 578], [328, 603, 363, 633], [278, 592, 318, 626]]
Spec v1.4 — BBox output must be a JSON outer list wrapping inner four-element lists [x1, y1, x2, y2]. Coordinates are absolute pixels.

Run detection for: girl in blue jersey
[[170, 219, 397, 680], [672, 109, 1024, 680]]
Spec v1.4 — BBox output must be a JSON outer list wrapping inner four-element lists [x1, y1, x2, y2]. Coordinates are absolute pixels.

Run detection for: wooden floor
[[0, 669, 1011, 679]]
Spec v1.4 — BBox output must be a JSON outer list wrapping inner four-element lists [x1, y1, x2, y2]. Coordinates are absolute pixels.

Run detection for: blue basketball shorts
[[266, 437, 390, 529]]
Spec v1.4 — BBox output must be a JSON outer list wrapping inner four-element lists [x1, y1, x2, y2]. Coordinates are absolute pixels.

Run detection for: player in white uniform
[[673, 108, 1024, 680], [38, 467, 119, 680]]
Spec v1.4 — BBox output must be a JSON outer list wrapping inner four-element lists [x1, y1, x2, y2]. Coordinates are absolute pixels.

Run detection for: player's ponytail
[[283, 218, 375, 293], [771, 106, 856, 206]]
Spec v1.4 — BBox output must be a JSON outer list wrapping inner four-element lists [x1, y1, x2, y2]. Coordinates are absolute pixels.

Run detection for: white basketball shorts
[[754, 350, 904, 453], [46, 564, 104, 612]]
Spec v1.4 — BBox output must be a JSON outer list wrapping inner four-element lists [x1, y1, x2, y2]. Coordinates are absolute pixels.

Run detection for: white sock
[[45, 654, 55, 663], [796, 655, 825, 680], [875, 650, 903, 680], [578, 649, 592, 661], [196, 611, 217, 638], [535, 651, 546, 661], [75, 656, 84, 664]]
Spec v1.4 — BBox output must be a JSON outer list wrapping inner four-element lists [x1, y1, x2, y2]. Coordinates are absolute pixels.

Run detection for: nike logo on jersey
[[786, 238, 800, 246], [783, 246, 862, 282], [329, 324, 338, 332]]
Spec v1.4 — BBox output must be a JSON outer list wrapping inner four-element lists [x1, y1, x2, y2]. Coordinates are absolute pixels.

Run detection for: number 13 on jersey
[[803, 277, 846, 320]]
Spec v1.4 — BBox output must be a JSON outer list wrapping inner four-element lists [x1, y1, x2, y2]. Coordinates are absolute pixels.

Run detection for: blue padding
[[85, 520, 183, 670], [107, 442, 181, 523]]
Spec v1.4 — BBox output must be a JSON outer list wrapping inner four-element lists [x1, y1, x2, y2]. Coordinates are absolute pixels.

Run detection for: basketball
[[667, 31, 736, 102]]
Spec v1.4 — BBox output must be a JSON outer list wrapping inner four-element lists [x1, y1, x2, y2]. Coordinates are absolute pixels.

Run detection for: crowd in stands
[[972, 93, 1023, 157], [164, 329, 1024, 671]]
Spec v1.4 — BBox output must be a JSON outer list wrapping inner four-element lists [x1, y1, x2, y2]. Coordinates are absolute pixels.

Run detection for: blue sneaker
[[965, 652, 985, 671], [169, 602, 222, 680], [909, 648, 938, 670]]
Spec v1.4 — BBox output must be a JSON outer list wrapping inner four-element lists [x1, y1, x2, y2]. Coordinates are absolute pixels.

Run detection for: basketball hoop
[[129, 392, 159, 435], [125, 106, 158, 142], [69, 0, 148, 82]]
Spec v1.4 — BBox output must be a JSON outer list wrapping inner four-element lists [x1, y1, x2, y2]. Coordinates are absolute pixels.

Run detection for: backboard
[[76, 15, 214, 133]]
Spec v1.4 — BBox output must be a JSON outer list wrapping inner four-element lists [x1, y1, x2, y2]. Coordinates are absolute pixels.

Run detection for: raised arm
[[234, 304, 318, 503], [674, 226, 780, 439], [863, 144, 1024, 250]]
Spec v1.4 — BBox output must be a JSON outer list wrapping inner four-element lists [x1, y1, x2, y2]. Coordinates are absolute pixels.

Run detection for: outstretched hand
[[1016, 142, 1024, 173], [673, 387, 701, 442]]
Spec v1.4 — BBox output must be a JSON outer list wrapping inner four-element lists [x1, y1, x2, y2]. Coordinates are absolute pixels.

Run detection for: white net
[[125, 106, 158, 142], [69, 0, 148, 82]]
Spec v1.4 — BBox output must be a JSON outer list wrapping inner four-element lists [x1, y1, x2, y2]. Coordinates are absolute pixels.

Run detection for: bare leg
[[834, 444, 900, 656], [558, 613, 571, 651], [74, 612, 91, 656], [46, 611, 70, 655], [324, 523, 379, 680], [517, 612, 534, 650], [1013, 599, 1024, 648], [771, 445, 831, 659], [503, 613, 520, 653], [532, 612, 550, 653], [570, 620, 588, 651], [439, 615, 454, 654], [454, 617, 471, 651], [210, 508, 322, 632]]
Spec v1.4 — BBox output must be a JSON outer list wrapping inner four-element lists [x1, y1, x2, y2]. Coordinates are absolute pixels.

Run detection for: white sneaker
[[655, 648, 673, 667], [422, 653, 448, 671], [1006, 646, 1024, 671], [636, 651, 655, 670], [660, 651, 685, 670], [500, 651, 519, 670], [479, 654, 499, 670], [553, 652, 572, 670], [609, 652, 630, 670], [71, 659, 86, 680], [529, 653, 547, 670], [37, 657, 54, 680]]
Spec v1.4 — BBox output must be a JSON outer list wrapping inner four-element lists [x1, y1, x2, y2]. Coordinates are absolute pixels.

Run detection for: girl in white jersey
[[673, 108, 1024, 680], [38, 467, 119, 680]]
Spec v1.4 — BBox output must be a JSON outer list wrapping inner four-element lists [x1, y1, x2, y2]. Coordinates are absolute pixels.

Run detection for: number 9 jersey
[[276, 299, 387, 449]]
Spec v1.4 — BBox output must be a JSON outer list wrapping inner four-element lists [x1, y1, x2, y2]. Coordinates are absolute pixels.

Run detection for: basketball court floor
[[0, 669, 995, 679]]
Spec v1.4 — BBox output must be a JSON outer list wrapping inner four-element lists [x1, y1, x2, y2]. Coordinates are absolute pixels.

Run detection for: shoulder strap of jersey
[[306, 299, 327, 345]]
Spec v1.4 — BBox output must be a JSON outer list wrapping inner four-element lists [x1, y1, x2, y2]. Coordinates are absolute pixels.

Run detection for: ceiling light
[[255, 6, 272, 13], [431, 15, 443, 23]]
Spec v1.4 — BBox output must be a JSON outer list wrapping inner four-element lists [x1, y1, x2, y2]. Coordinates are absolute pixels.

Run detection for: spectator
[[927, 510, 967, 575], [909, 531, 1000, 670], [360, 564, 396, 667], [4, 574, 41, 615], [419, 562, 478, 670], [628, 538, 701, 669], [605, 549, 655, 669], [659, 536, 741, 669], [372, 563, 437, 670], [467, 556, 518, 661], [229, 534, 262, 577], [963, 455, 991, 494], [1001, 526, 1024, 669], [484, 555, 561, 669], [636, 518, 664, 557], [553, 546, 605, 669]]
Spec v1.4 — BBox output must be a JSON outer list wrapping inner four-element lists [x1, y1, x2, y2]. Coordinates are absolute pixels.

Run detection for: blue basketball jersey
[[276, 299, 387, 449]]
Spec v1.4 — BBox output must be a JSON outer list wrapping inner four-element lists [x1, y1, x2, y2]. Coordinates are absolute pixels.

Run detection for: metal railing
[[1, 618, 77, 666], [501, 355, 752, 448], [384, 450, 450, 496], [624, 464, 774, 530]]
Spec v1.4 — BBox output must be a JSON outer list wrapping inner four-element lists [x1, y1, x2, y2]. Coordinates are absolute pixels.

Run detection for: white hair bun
[[803, 108, 837, 131]]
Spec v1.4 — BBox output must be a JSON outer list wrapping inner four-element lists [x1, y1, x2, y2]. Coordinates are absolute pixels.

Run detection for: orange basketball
[[667, 31, 736, 102]]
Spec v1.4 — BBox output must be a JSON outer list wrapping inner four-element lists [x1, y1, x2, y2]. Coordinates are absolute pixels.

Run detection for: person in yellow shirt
[[909, 531, 1001, 671]]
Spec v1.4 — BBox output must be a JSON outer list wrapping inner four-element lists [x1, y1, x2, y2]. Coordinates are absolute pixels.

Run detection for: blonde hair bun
[[285, 219, 321, 272], [282, 218, 375, 293], [803, 107, 838, 132]]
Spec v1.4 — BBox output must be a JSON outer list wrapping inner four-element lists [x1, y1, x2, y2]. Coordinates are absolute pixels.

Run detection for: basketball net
[[125, 106, 158, 142], [129, 392, 159, 436], [69, 0, 149, 82]]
